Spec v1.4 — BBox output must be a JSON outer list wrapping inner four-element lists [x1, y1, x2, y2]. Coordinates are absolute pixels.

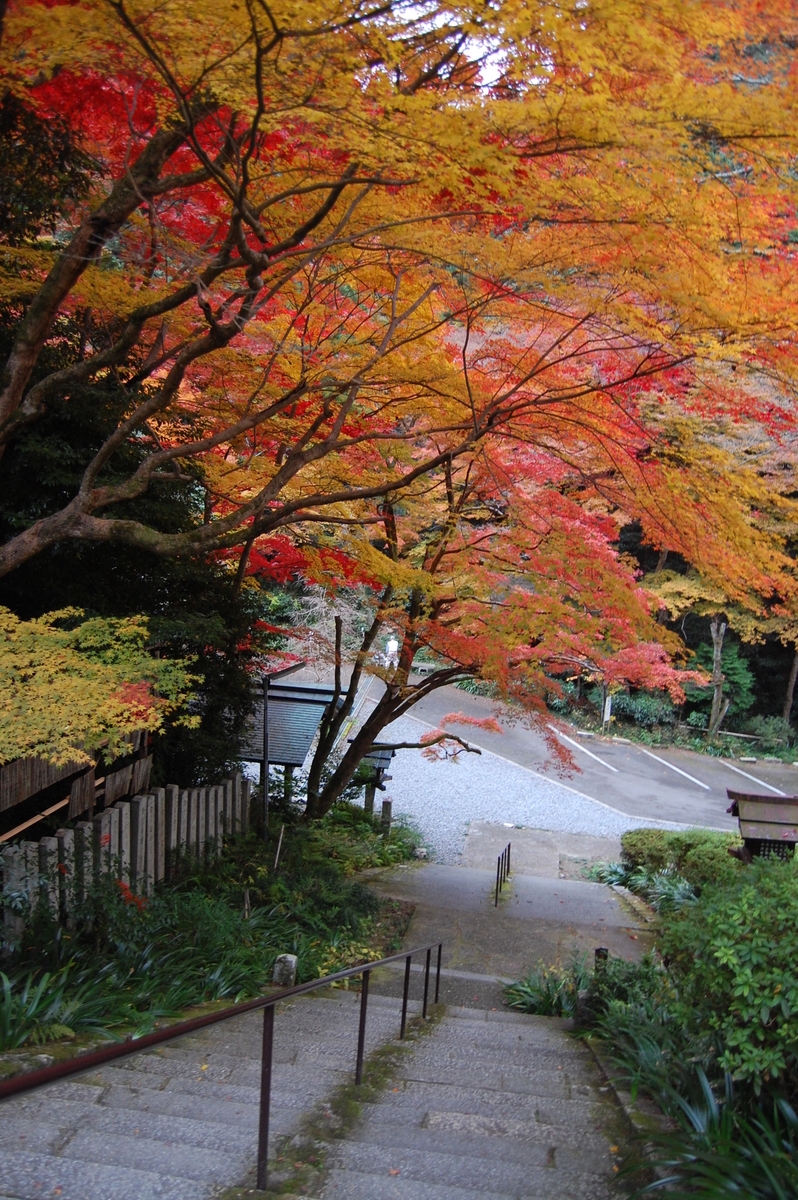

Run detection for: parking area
[[408, 686, 798, 833]]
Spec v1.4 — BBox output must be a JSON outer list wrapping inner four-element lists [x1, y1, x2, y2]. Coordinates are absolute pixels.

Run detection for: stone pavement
[[320, 1005, 623, 1200]]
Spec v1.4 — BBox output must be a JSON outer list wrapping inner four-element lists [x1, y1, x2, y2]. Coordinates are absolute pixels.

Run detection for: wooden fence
[[1, 773, 252, 946], [0, 730, 153, 840]]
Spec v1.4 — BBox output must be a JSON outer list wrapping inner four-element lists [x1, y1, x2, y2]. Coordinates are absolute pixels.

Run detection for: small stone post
[[164, 785, 179, 878], [129, 796, 147, 891], [204, 787, 216, 858], [115, 801, 131, 883], [93, 809, 113, 878], [272, 953, 298, 988], [152, 788, 166, 883], [143, 794, 155, 893], [187, 789, 199, 857], [177, 789, 189, 860], [73, 822, 93, 901], [195, 788, 206, 859], [364, 782, 376, 816], [380, 799, 392, 840]]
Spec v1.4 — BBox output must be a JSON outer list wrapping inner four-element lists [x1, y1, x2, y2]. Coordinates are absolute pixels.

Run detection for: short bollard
[[272, 954, 298, 987]]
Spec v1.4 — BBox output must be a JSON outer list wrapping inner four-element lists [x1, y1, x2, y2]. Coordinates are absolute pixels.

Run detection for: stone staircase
[[320, 1002, 621, 1200], [0, 989, 403, 1200], [0, 989, 624, 1199]]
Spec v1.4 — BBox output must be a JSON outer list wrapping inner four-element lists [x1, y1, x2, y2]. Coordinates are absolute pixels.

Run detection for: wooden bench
[[726, 789, 797, 863]]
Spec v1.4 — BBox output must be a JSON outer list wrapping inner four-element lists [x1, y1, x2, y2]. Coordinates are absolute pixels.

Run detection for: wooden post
[[364, 783, 376, 816], [380, 799, 392, 840]]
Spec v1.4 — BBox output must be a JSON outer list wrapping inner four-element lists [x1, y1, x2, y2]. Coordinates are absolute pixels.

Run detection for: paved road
[[407, 686, 798, 832]]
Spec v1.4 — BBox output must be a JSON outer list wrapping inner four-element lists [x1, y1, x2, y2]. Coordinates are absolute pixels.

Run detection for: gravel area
[[382, 714, 689, 864]]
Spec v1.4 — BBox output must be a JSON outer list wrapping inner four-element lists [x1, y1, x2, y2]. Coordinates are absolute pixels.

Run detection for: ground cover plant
[[0, 803, 417, 1055], [506, 833, 798, 1195]]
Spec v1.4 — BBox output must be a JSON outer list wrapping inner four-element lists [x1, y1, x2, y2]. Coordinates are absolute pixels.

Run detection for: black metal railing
[[0, 941, 443, 1190], [495, 841, 511, 905]]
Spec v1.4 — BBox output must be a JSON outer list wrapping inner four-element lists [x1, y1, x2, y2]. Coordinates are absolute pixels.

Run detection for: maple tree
[[2, 1, 798, 786], [0, 608, 197, 766], [0, 1, 797, 574]]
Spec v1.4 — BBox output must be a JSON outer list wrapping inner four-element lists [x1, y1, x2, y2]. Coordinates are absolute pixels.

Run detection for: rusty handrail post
[[422, 947, 431, 1018], [400, 954, 412, 1038], [256, 1004, 275, 1190], [435, 942, 442, 1003], [355, 969, 370, 1085], [495, 842, 511, 906]]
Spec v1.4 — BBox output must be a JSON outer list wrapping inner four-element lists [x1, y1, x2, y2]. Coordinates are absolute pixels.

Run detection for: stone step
[[349, 1105, 611, 1157], [363, 1080, 601, 1126], [0, 1148, 201, 1200], [326, 1137, 613, 1196], [321, 1167, 515, 1200], [393, 1061, 595, 1100]]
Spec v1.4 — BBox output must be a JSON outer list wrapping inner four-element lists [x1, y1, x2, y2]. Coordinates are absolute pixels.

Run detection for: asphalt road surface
[[406, 685, 798, 832]]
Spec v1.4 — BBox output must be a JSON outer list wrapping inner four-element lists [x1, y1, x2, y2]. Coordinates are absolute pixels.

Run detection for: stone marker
[[114, 801, 131, 883], [152, 788, 166, 882], [272, 953, 298, 987], [380, 798, 392, 839], [129, 796, 147, 891], [73, 822, 92, 900]]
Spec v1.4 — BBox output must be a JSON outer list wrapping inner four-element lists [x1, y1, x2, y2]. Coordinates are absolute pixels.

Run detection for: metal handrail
[[495, 841, 511, 905], [0, 940, 443, 1189]]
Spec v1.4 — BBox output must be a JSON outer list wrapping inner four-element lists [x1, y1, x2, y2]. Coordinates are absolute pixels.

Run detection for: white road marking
[[634, 746, 711, 791], [546, 725, 618, 773], [720, 760, 786, 797]]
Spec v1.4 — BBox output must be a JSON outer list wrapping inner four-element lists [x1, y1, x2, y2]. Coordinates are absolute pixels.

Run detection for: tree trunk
[[707, 617, 729, 739], [784, 649, 798, 723]]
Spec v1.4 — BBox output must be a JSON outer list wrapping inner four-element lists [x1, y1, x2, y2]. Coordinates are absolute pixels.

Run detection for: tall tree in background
[[2, 1, 798, 782]]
